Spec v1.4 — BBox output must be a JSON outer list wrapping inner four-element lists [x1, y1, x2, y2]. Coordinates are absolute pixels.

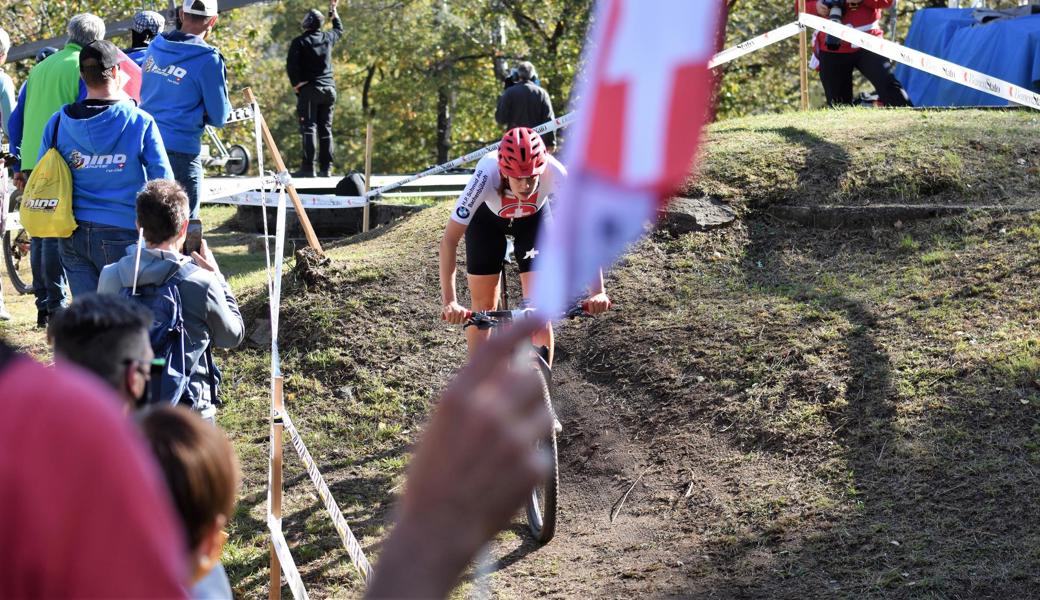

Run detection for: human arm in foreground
[[366, 319, 552, 598]]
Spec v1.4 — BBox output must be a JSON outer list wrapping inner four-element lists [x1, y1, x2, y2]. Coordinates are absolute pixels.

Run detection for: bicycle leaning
[[1, 152, 33, 295]]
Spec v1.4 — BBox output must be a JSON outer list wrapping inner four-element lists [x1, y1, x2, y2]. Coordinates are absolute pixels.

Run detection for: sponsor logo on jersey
[[456, 206, 470, 219], [68, 150, 128, 170], [143, 56, 188, 81], [24, 198, 60, 211]]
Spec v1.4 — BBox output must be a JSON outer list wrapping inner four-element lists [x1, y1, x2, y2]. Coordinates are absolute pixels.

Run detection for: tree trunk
[[436, 80, 456, 164]]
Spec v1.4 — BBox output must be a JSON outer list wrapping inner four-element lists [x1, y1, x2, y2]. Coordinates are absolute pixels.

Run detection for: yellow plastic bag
[[21, 119, 76, 238]]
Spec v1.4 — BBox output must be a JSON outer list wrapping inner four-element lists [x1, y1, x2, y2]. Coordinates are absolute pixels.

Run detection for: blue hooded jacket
[[140, 31, 230, 155], [38, 100, 173, 230]]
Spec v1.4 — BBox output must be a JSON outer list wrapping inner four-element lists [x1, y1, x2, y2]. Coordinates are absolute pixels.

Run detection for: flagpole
[[798, 0, 810, 110]]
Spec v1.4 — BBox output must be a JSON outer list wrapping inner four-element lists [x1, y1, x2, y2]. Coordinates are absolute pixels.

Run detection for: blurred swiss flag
[[117, 51, 142, 102], [532, 0, 726, 318]]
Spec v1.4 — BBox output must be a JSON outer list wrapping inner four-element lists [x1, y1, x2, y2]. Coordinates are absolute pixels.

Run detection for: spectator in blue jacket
[[141, 0, 230, 218], [38, 40, 173, 297], [124, 11, 166, 67]]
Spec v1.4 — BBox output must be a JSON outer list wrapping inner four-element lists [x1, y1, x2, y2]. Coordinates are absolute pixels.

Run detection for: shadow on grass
[[700, 214, 1040, 597]]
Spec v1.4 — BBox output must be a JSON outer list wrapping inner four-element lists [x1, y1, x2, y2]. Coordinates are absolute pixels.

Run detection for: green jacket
[[20, 43, 82, 171]]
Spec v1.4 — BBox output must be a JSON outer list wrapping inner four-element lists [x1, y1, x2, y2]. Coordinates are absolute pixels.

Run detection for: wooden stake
[[269, 375, 285, 600], [243, 88, 323, 254], [363, 119, 374, 233], [798, 0, 810, 111]]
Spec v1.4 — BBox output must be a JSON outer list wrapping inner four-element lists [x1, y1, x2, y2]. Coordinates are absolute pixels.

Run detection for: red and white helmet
[[498, 127, 548, 178]]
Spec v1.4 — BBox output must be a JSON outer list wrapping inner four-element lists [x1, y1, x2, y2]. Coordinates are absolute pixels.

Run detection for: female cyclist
[[439, 127, 610, 364]]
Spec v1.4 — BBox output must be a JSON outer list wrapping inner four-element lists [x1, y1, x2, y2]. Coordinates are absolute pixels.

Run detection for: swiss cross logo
[[498, 192, 538, 219]]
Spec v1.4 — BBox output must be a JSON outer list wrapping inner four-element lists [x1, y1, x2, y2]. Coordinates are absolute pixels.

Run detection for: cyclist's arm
[[439, 220, 467, 306]]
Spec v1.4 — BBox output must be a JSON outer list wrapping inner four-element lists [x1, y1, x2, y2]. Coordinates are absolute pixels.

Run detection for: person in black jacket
[[495, 61, 556, 151], [286, 0, 343, 177]]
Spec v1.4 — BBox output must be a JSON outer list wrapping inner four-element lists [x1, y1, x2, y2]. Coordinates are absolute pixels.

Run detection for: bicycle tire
[[525, 356, 559, 544], [4, 190, 33, 295]]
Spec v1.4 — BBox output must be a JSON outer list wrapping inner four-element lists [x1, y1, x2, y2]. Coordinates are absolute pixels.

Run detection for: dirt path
[[483, 346, 736, 599]]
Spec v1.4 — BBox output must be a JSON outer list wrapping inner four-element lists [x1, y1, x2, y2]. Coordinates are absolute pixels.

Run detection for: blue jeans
[[30, 237, 69, 313], [59, 221, 138, 297], [167, 150, 204, 218]]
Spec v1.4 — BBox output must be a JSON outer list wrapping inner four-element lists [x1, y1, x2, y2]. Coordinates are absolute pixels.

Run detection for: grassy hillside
[[3, 108, 1039, 598], [687, 108, 1040, 209]]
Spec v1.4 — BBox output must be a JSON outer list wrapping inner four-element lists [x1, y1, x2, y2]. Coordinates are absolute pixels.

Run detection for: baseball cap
[[182, 0, 218, 17], [131, 10, 166, 34], [79, 40, 122, 70]]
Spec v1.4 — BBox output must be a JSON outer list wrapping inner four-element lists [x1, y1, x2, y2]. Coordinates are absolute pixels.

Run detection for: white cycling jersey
[[450, 152, 567, 225]]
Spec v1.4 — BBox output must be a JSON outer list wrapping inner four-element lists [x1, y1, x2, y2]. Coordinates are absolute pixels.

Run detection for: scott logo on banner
[[24, 197, 60, 211], [68, 150, 128, 170], [143, 56, 188, 81]]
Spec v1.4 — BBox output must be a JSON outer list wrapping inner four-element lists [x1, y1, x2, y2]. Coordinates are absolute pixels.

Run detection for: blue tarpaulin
[[894, 8, 1040, 107]]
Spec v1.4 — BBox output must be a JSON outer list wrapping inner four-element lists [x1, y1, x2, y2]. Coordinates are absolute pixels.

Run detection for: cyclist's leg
[[465, 273, 501, 356], [463, 204, 508, 356], [513, 210, 553, 366], [519, 271, 554, 366]]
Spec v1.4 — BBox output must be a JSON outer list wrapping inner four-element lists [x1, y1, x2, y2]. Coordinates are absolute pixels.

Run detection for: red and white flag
[[532, 0, 726, 318], [117, 51, 143, 102]]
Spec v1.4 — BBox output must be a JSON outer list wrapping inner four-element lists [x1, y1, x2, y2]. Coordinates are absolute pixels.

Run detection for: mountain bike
[[463, 243, 589, 543]]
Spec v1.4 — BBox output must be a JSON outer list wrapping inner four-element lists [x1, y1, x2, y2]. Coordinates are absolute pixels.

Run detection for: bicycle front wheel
[[526, 361, 558, 544]]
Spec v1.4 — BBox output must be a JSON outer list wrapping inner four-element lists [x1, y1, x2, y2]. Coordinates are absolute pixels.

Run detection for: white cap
[[182, 0, 218, 17]]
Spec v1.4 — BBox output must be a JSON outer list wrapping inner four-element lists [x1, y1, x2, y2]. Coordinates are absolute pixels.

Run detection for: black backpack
[[335, 171, 366, 197]]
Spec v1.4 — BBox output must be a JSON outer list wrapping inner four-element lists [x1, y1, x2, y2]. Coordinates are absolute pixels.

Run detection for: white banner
[[799, 12, 1040, 110]]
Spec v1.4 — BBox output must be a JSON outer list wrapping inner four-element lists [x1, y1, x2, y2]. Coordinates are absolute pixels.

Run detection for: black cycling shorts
[[464, 203, 545, 275]]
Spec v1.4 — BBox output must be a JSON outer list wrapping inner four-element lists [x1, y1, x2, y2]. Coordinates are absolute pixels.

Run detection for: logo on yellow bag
[[23, 198, 61, 211]]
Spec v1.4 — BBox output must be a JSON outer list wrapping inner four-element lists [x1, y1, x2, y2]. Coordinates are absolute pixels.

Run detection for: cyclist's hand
[[584, 292, 611, 315], [441, 301, 470, 324], [368, 319, 551, 599], [12, 172, 27, 191]]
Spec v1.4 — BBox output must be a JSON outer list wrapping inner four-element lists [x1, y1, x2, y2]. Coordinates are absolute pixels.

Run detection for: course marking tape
[[281, 410, 374, 583], [799, 12, 1040, 110], [364, 112, 579, 199], [268, 514, 310, 600], [708, 22, 803, 69]]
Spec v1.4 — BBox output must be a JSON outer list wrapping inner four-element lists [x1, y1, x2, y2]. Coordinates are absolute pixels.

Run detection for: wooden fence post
[[363, 118, 374, 233], [269, 375, 285, 600], [243, 88, 324, 254], [798, 0, 810, 111]]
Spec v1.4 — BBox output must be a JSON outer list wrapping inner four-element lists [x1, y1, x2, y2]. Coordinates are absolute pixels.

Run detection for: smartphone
[[147, 358, 167, 407], [183, 219, 203, 256]]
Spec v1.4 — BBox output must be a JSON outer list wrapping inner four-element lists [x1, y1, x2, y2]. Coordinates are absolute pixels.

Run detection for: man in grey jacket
[[98, 179, 243, 421]]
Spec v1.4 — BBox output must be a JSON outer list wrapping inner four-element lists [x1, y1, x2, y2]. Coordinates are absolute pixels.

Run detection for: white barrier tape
[[281, 410, 374, 583], [799, 12, 1040, 110], [206, 176, 278, 202], [361, 23, 807, 202], [708, 22, 803, 69], [365, 112, 580, 199], [271, 185, 287, 369], [268, 514, 310, 600]]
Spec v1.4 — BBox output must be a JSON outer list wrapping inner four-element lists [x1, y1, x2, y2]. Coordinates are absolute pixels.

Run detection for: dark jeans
[[167, 150, 204, 218], [296, 84, 337, 174], [819, 49, 912, 107], [59, 221, 138, 297], [30, 237, 69, 313]]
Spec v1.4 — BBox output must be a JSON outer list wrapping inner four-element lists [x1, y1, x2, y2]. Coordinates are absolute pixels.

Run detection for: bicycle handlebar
[[463, 301, 595, 330]]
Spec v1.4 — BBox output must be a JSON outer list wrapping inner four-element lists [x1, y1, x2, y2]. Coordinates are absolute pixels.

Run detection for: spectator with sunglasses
[[49, 293, 155, 413]]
